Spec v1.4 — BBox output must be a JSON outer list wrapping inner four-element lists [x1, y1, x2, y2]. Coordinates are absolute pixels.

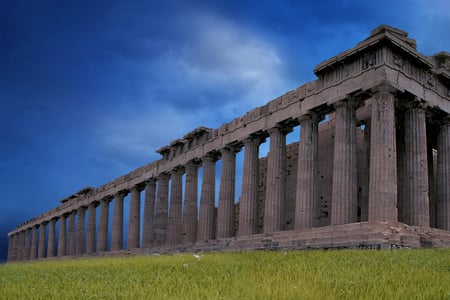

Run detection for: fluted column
[[403, 103, 430, 226], [10, 234, 17, 261], [86, 202, 97, 254], [29, 225, 38, 260], [331, 100, 358, 225], [98, 198, 110, 252], [24, 228, 31, 260], [154, 173, 169, 245], [264, 126, 289, 233], [184, 161, 199, 243], [167, 169, 183, 246], [111, 192, 126, 251], [368, 86, 398, 222], [239, 136, 262, 235], [359, 121, 371, 222], [38, 222, 47, 258], [128, 186, 142, 249], [437, 119, 450, 230], [67, 210, 77, 256], [217, 146, 237, 238], [47, 218, 56, 257], [197, 154, 217, 241], [76, 206, 86, 256], [142, 180, 156, 248], [7, 236, 13, 262], [57, 214, 67, 257], [295, 113, 320, 229], [427, 136, 436, 228]]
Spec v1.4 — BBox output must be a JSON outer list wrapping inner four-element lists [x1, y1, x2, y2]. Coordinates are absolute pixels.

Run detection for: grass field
[[1, 249, 450, 299]]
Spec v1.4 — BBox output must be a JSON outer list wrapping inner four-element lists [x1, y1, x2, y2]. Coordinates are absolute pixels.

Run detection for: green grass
[[1, 249, 450, 299]]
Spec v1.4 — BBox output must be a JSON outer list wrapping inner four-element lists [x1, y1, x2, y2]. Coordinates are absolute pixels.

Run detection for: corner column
[[264, 125, 289, 233], [111, 191, 126, 251], [217, 146, 238, 239], [76, 206, 86, 256], [38, 222, 47, 259], [86, 202, 97, 254], [239, 136, 262, 235], [184, 160, 199, 243], [403, 102, 430, 226], [168, 168, 183, 245], [154, 173, 170, 245], [18, 231, 25, 261], [47, 218, 56, 257], [142, 180, 156, 248], [437, 119, 450, 230], [197, 154, 217, 242], [295, 113, 320, 229], [368, 86, 398, 222], [57, 215, 67, 257]]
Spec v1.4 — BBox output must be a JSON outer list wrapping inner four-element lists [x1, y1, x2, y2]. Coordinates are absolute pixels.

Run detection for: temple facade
[[7, 25, 450, 262]]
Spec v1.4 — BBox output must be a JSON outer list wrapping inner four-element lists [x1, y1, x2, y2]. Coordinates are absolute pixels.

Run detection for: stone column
[[128, 186, 142, 249], [38, 222, 47, 259], [168, 169, 183, 246], [98, 198, 110, 252], [436, 119, 450, 230], [427, 135, 436, 228], [111, 192, 126, 251], [295, 113, 320, 229], [154, 173, 169, 245], [7, 235, 13, 262], [142, 180, 156, 248], [331, 100, 358, 225], [21, 228, 32, 260], [29, 225, 39, 260], [9, 234, 17, 261], [239, 136, 262, 235], [86, 202, 97, 254], [368, 86, 398, 222], [264, 126, 289, 233], [47, 218, 56, 257], [403, 103, 430, 226], [184, 161, 199, 243], [359, 121, 371, 222], [57, 215, 67, 257], [76, 206, 86, 256], [67, 210, 77, 256], [197, 154, 217, 242], [217, 146, 237, 239]]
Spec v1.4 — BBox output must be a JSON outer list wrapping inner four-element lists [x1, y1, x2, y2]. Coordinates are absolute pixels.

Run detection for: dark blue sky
[[1, 0, 449, 260]]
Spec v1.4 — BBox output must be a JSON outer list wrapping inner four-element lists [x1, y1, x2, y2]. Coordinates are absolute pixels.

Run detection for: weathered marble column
[[368, 86, 398, 222], [184, 161, 199, 243], [7, 235, 13, 262], [295, 113, 319, 229], [67, 210, 77, 256], [9, 234, 17, 261], [29, 225, 39, 260], [239, 136, 262, 235], [86, 202, 97, 254], [98, 198, 110, 252], [197, 154, 217, 242], [111, 192, 126, 251], [128, 186, 142, 249], [403, 103, 430, 226], [38, 222, 47, 259], [76, 206, 86, 256], [24, 228, 31, 260], [142, 180, 156, 248], [427, 135, 436, 228], [331, 100, 358, 225], [57, 214, 67, 257], [436, 119, 450, 230], [47, 218, 56, 257], [359, 121, 371, 222], [168, 169, 183, 246], [264, 126, 289, 233], [154, 173, 169, 245], [217, 147, 237, 239]]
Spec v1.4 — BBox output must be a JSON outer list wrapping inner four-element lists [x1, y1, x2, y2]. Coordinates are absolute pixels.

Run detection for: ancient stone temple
[[7, 25, 450, 262]]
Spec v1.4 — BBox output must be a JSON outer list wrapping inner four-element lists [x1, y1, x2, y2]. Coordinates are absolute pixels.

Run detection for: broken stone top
[[368, 24, 416, 49], [60, 187, 95, 203]]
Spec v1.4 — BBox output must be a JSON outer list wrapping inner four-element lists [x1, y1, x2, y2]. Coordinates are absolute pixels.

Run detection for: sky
[[1, 0, 449, 261]]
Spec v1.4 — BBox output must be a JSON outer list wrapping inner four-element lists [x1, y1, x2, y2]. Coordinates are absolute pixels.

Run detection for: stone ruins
[[7, 25, 450, 262]]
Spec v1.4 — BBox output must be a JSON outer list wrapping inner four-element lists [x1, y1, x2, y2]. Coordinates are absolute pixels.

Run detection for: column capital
[[185, 159, 200, 171], [298, 111, 322, 123], [370, 83, 398, 95], [157, 172, 170, 181], [242, 133, 265, 146], [202, 151, 220, 163], [267, 123, 293, 136], [114, 189, 128, 199], [221, 144, 241, 155]]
